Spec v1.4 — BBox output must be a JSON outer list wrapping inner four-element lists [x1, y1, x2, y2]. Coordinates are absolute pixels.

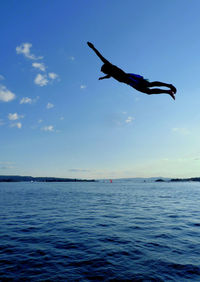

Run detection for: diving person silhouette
[[87, 42, 177, 100]]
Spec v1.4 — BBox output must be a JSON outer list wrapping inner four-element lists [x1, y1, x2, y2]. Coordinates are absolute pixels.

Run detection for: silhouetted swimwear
[[127, 73, 149, 88]]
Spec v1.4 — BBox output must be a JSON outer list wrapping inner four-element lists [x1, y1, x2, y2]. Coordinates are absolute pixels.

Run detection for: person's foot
[[169, 84, 177, 94], [169, 90, 175, 100]]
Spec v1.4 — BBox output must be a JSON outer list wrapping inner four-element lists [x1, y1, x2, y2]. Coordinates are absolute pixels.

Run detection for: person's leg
[[149, 81, 177, 93], [146, 88, 170, 94], [144, 88, 175, 100]]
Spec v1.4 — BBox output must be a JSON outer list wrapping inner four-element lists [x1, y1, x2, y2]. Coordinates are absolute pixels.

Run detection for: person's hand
[[87, 42, 94, 48]]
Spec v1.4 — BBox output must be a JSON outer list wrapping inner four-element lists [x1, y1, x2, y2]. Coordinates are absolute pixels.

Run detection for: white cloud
[[48, 72, 58, 80], [46, 102, 54, 109], [8, 113, 19, 120], [32, 62, 46, 71], [0, 85, 15, 102], [20, 96, 39, 104], [10, 122, 22, 129], [42, 125, 54, 132], [34, 74, 48, 86], [0, 119, 4, 126], [16, 43, 59, 87], [20, 97, 32, 104], [8, 113, 24, 121], [0, 75, 5, 80], [16, 43, 43, 60], [80, 85, 86, 89], [125, 116, 135, 123], [38, 119, 43, 123]]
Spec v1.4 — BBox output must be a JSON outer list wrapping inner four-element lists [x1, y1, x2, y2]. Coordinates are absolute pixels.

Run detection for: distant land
[[156, 177, 200, 182], [0, 175, 95, 182], [1, 175, 200, 183]]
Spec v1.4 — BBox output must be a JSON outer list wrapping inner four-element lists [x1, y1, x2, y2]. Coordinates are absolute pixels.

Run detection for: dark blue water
[[1, 181, 200, 281]]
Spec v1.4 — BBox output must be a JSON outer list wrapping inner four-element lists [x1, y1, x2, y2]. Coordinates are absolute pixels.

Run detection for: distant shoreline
[[156, 177, 200, 182], [0, 175, 95, 183], [1, 175, 200, 183]]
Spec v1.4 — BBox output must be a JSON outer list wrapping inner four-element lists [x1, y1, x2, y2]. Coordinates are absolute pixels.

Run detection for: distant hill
[[0, 175, 95, 182], [170, 177, 200, 182], [155, 177, 200, 182], [100, 177, 171, 183]]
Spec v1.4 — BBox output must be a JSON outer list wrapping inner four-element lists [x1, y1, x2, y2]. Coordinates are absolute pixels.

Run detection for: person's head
[[101, 64, 111, 74]]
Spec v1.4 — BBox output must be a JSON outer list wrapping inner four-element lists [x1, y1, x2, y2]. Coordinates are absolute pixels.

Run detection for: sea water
[[0, 180, 200, 281]]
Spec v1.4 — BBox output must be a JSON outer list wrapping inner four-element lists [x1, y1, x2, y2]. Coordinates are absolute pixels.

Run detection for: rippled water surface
[[1, 181, 200, 281]]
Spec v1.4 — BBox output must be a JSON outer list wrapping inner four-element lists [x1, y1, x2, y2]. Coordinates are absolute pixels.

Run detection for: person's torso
[[109, 64, 127, 82]]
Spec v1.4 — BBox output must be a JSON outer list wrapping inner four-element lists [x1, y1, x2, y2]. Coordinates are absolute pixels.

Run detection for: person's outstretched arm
[[99, 74, 111, 80], [87, 42, 110, 64]]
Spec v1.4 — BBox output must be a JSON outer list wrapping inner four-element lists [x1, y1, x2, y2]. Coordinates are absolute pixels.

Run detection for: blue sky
[[1, 0, 200, 179]]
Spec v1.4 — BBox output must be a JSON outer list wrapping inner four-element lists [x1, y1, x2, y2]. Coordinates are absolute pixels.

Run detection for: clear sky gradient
[[1, 0, 200, 179]]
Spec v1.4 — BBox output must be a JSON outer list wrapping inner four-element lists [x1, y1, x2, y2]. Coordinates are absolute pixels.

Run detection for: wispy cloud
[[42, 125, 54, 132], [20, 97, 32, 104], [68, 169, 91, 173], [46, 102, 54, 109], [16, 43, 43, 60], [0, 165, 13, 169], [125, 116, 135, 124], [48, 72, 58, 80], [0, 119, 4, 126], [34, 74, 48, 87], [0, 85, 15, 102], [32, 62, 46, 71], [0, 162, 15, 170], [105, 112, 135, 127], [8, 113, 23, 128], [20, 96, 39, 104], [10, 122, 22, 129], [69, 56, 75, 61], [172, 127, 190, 135], [80, 85, 87, 89], [8, 113, 24, 121], [0, 161, 14, 165]]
